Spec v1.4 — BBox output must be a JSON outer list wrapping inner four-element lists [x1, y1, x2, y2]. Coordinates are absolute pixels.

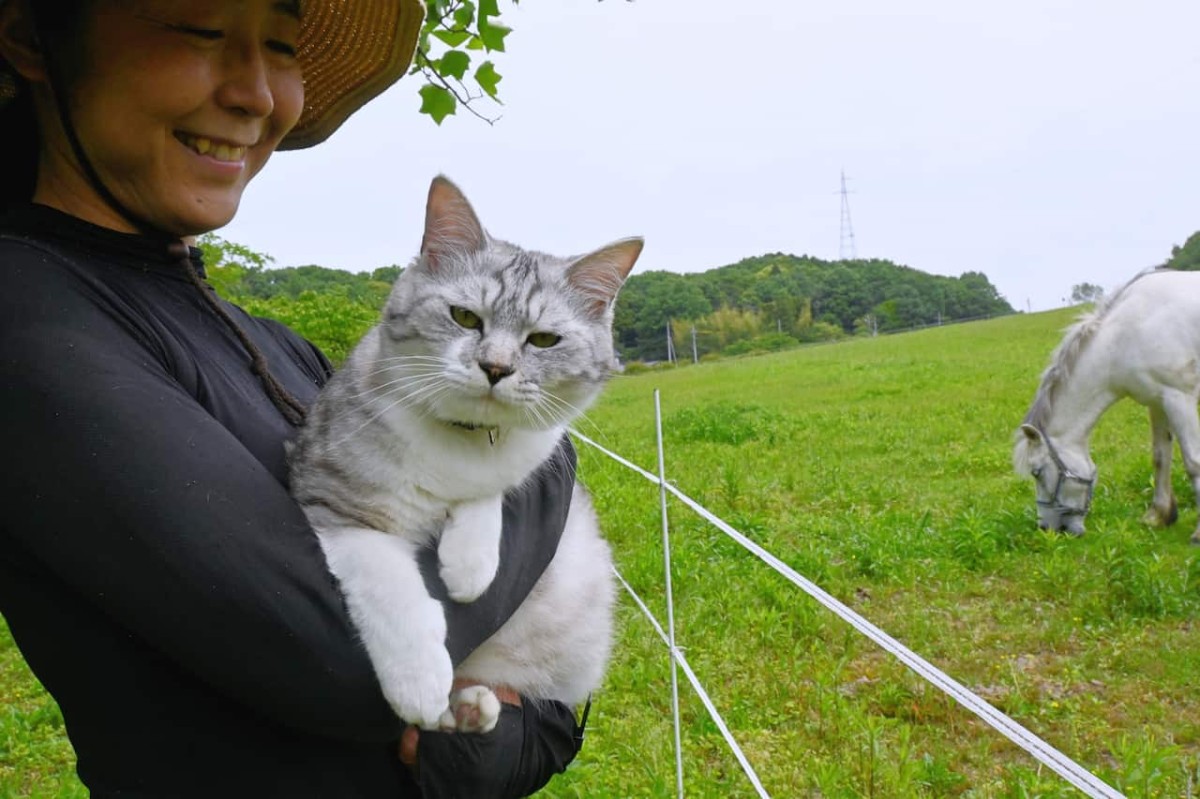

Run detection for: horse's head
[[1013, 424, 1096, 536]]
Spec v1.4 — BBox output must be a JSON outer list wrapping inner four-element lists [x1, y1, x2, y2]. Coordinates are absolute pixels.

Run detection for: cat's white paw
[[438, 497, 503, 603], [438, 545, 500, 603], [380, 645, 454, 730], [437, 684, 502, 734]]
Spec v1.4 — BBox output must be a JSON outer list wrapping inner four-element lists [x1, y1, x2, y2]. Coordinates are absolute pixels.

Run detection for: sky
[[221, 0, 1200, 313]]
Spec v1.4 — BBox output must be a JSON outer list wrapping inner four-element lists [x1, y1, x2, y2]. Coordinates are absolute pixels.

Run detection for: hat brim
[[280, 0, 426, 150]]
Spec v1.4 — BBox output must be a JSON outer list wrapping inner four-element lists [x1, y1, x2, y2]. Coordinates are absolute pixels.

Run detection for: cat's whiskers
[[373, 376, 453, 414], [523, 393, 569, 432], [353, 355, 452, 383], [348, 370, 444, 404], [537, 389, 606, 441], [362, 354, 454, 369], [518, 402, 548, 432], [321, 377, 445, 423], [328, 377, 455, 446]]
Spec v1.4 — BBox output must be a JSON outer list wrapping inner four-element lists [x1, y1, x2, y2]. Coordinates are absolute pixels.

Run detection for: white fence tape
[[572, 428, 1124, 799], [612, 567, 772, 798]]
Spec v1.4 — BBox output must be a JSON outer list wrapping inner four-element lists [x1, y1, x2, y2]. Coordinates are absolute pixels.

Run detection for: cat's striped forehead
[[459, 244, 576, 329]]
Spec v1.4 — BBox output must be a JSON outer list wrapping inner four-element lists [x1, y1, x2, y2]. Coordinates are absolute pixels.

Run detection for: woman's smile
[[174, 131, 250, 165], [10, 0, 304, 235]]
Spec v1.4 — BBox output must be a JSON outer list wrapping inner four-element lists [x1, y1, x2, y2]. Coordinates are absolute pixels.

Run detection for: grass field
[[4, 308, 1199, 797]]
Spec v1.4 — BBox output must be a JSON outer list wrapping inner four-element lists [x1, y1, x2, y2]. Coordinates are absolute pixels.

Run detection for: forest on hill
[[200, 236, 1017, 364], [613, 253, 1012, 361], [1165, 230, 1200, 271]]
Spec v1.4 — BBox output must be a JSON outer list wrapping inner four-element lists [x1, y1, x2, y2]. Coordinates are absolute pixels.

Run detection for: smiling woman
[[30, 0, 305, 234], [0, 1, 585, 797]]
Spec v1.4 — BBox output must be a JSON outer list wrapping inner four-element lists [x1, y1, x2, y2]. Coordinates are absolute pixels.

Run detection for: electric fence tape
[[572, 430, 1124, 799], [612, 567, 771, 798]]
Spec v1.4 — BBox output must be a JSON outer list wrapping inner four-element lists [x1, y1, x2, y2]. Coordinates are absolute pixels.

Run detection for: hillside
[[199, 236, 1013, 364], [615, 252, 1013, 361]]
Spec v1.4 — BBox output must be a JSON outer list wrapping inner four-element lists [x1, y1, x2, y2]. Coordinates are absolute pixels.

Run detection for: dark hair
[[1, 0, 89, 209], [0, 89, 37, 207]]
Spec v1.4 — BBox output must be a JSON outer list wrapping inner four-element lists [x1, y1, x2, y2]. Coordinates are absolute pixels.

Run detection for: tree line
[[203, 226, 1200, 366], [1165, 230, 1200, 271], [200, 235, 1018, 365], [613, 254, 1013, 362]]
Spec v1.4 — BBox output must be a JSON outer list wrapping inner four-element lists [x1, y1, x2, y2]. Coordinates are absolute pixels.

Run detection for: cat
[[287, 175, 640, 733]]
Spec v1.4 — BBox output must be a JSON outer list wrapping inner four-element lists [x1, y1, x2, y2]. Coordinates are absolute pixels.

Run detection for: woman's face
[[33, 0, 304, 235]]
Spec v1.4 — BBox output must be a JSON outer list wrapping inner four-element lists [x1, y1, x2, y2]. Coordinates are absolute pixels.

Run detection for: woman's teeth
[[178, 133, 246, 162]]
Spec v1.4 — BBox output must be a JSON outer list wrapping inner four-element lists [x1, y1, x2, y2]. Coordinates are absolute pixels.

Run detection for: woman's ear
[[0, 0, 49, 83]]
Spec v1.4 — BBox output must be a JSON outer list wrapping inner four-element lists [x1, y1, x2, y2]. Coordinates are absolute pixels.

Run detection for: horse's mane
[[1013, 267, 1168, 474]]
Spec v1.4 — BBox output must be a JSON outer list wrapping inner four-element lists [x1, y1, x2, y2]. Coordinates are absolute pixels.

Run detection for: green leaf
[[465, 34, 485, 51], [478, 0, 500, 20], [477, 20, 511, 52], [418, 83, 457, 125], [437, 50, 471, 81], [474, 61, 502, 98], [453, 0, 475, 30], [432, 29, 471, 47]]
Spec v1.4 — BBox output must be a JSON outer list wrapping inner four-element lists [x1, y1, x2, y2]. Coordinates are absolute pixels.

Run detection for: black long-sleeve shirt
[[0, 203, 577, 797]]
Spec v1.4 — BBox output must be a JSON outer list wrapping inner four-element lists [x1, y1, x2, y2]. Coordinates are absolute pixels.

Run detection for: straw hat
[[0, 0, 426, 150]]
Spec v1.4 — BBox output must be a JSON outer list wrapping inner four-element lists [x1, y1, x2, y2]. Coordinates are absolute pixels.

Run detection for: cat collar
[[450, 421, 499, 446]]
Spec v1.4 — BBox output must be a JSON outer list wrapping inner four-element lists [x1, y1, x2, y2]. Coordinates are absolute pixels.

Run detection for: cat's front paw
[[437, 684, 502, 734], [381, 647, 454, 730], [438, 497, 503, 603], [438, 545, 500, 603]]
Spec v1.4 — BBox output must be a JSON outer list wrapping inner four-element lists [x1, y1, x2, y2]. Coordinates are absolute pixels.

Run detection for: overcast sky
[[220, 0, 1200, 313]]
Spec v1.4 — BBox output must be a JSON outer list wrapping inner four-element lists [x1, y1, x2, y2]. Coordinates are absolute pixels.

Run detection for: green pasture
[[5, 308, 1200, 797]]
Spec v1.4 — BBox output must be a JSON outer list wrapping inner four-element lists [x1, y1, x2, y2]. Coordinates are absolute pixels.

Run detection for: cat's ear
[[420, 175, 487, 270], [566, 237, 643, 318]]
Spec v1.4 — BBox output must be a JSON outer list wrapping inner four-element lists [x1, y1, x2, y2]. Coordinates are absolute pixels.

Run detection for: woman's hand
[[398, 681, 582, 799], [398, 680, 522, 766]]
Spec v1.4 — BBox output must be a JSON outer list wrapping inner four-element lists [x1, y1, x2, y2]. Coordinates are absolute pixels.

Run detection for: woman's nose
[[217, 46, 275, 119]]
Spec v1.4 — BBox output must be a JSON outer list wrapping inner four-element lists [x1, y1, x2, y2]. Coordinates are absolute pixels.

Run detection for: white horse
[[1013, 268, 1200, 542]]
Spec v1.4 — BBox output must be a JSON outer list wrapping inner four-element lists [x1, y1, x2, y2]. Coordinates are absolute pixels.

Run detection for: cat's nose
[[479, 361, 514, 386]]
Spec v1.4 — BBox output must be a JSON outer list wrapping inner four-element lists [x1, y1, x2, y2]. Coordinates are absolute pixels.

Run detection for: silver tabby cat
[[288, 176, 641, 732]]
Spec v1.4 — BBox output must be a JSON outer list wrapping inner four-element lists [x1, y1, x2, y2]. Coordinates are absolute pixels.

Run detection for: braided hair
[[5, 0, 308, 425]]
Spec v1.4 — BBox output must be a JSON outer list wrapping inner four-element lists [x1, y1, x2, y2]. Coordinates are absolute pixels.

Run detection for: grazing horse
[[1013, 268, 1200, 542]]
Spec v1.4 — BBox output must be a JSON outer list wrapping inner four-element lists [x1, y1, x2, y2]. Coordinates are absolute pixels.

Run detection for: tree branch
[[415, 47, 501, 125]]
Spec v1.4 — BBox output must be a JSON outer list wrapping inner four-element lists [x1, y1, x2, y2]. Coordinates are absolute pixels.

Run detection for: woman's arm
[[1, 244, 574, 744], [3, 304, 397, 739]]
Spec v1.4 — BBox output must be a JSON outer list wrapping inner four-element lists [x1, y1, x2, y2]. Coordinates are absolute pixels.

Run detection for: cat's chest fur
[[292, 351, 562, 539], [363, 412, 559, 522]]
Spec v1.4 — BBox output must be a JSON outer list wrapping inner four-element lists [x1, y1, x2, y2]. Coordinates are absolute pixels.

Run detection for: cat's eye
[[450, 306, 483, 331], [526, 332, 562, 348]]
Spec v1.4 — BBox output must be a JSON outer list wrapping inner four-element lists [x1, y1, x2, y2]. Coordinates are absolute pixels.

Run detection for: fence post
[[655, 389, 685, 798]]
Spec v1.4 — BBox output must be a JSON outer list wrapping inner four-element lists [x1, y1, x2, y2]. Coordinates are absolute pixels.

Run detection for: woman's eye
[[450, 306, 483, 331], [171, 23, 223, 40], [267, 39, 298, 57], [526, 332, 562, 348]]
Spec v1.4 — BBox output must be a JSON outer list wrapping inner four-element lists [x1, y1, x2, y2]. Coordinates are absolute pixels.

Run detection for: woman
[[0, 1, 583, 796]]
